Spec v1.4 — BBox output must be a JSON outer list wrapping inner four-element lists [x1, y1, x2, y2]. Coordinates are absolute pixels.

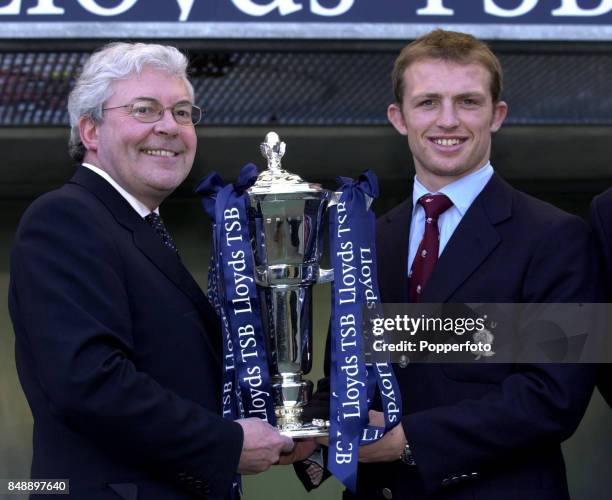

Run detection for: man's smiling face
[[388, 58, 507, 192], [84, 66, 197, 209]]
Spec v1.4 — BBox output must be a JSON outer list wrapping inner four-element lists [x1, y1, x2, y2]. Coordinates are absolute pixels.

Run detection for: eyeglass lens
[[130, 99, 202, 125]]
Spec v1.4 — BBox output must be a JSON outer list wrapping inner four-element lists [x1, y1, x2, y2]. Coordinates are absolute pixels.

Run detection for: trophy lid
[[248, 132, 324, 195]]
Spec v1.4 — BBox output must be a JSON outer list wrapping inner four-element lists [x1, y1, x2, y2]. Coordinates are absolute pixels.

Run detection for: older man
[[8, 42, 292, 500]]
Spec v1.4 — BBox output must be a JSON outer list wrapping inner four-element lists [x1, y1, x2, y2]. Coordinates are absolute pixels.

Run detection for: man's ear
[[387, 103, 408, 136], [490, 100, 508, 133], [79, 115, 99, 152]]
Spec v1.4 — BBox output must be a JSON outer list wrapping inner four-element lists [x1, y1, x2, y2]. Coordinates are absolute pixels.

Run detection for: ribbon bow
[[195, 163, 259, 219], [336, 169, 380, 202]]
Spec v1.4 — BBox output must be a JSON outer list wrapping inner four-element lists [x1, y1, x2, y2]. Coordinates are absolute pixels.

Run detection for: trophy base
[[278, 418, 330, 438], [276, 406, 329, 438]]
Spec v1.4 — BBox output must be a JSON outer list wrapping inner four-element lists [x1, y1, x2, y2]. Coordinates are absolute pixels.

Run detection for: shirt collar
[[82, 163, 159, 218], [412, 162, 494, 216]]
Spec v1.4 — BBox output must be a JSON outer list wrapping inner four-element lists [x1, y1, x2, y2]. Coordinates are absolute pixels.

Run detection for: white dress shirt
[[407, 162, 494, 275], [82, 163, 159, 218]]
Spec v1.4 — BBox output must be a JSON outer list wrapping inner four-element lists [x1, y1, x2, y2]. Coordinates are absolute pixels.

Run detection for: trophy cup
[[246, 132, 332, 437]]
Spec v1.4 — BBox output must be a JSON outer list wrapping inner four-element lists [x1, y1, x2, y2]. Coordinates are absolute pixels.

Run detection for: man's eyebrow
[[410, 92, 441, 101], [409, 91, 486, 101], [130, 96, 192, 104], [455, 91, 486, 99], [130, 96, 157, 102]]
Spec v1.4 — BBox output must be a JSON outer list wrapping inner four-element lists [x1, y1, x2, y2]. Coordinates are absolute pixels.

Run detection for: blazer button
[[382, 487, 393, 499]]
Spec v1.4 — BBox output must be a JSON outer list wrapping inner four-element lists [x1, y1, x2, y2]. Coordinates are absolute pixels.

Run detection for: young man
[[8, 42, 292, 499], [338, 30, 597, 500]]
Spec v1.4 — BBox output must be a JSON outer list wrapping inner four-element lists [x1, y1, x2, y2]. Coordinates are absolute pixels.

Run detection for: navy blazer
[[588, 188, 612, 407], [8, 167, 243, 500], [344, 174, 598, 500]]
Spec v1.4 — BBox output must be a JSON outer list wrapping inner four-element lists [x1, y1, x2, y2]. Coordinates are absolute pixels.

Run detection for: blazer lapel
[[70, 167, 220, 349], [131, 223, 218, 319], [420, 173, 512, 303]]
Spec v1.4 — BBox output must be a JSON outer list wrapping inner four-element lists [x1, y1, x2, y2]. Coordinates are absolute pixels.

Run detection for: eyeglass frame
[[102, 98, 204, 126]]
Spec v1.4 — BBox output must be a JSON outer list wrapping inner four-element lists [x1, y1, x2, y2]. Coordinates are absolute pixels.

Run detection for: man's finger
[[315, 436, 329, 447], [280, 436, 295, 453], [368, 409, 385, 427]]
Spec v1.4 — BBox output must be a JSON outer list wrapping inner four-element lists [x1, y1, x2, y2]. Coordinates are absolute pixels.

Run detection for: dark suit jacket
[[589, 188, 612, 407], [8, 167, 243, 500], [343, 174, 598, 500]]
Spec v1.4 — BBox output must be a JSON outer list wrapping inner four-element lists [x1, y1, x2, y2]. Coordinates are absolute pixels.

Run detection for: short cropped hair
[[67, 42, 193, 163], [391, 29, 503, 105]]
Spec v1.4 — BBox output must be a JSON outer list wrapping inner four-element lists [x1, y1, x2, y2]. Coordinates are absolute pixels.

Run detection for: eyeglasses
[[102, 98, 203, 126]]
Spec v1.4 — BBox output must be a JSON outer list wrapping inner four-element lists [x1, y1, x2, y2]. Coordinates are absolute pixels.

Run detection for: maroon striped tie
[[409, 194, 453, 303]]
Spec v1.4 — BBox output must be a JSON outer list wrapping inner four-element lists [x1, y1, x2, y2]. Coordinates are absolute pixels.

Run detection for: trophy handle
[[317, 267, 334, 284], [327, 191, 342, 207], [255, 267, 268, 286]]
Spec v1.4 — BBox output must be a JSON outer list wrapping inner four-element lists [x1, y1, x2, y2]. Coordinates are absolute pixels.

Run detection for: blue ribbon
[[196, 163, 275, 424], [328, 170, 403, 492], [195, 173, 243, 424], [196, 164, 277, 499]]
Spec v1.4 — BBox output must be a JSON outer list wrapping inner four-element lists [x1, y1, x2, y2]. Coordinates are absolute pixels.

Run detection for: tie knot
[[145, 212, 178, 254], [418, 194, 453, 219], [145, 212, 162, 225]]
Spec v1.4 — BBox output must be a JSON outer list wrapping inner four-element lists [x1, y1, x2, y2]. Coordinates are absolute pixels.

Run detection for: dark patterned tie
[[145, 212, 179, 254], [408, 194, 453, 302]]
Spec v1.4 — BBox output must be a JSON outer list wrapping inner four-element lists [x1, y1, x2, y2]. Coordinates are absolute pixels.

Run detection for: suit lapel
[[70, 167, 220, 344], [421, 173, 512, 303], [130, 224, 218, 319]]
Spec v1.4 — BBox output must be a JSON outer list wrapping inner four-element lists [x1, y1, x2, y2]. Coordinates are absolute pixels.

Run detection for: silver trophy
[[247, 132, 332, 437]]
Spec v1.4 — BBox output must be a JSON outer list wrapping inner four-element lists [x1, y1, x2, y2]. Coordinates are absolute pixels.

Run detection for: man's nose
[[437, 102, 460, 129], [153, 108, 180, 135]]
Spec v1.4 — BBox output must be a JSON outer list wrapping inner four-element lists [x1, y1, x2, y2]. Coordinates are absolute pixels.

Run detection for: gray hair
[[67, 42, 194, 163]]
